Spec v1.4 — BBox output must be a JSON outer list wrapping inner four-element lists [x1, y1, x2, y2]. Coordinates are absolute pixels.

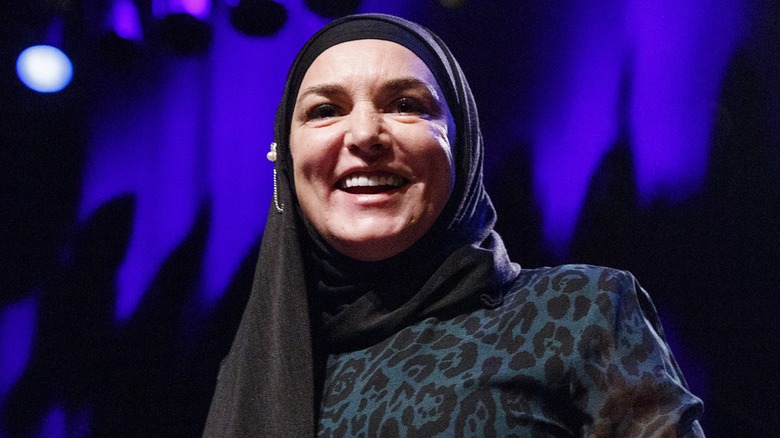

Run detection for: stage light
[[16, 45, 73, 93], [109, 0, 143, 41], [153, 0, 211, 20], [305, 0, 361, 18], [229, 0, 287, 36]]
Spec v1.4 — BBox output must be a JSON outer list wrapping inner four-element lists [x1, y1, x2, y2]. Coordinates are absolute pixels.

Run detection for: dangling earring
[[267, 142, 284, 213]]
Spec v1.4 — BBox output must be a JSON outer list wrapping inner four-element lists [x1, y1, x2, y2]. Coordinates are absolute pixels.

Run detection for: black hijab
[[203, 14, 520, 437]]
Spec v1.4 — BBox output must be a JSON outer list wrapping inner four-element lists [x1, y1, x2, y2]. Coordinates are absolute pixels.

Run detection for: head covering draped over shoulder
[[203, 13, 520, 437]]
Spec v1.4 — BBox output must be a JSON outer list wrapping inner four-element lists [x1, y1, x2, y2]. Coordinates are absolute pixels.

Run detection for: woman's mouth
[[338, 173, 408, 194]]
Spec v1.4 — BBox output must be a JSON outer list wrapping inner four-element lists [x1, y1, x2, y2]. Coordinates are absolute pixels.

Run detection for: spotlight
[[153, 0, 211, 20], [109, 0, 143, 41], [16, 45, 73, 93], [304, 0, 362, 18], [229, 0, 287, 37]]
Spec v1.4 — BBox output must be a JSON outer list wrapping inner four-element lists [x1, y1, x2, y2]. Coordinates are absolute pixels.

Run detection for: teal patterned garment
[[317, 265, 704, 437]]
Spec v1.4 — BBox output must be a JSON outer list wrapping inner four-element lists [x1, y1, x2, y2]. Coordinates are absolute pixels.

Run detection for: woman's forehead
[[297, 39, 440, 94]]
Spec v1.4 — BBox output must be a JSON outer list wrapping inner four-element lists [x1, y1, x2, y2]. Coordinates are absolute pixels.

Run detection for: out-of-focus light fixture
[[154, 0, 211, 20], [229, 0, 288, 36], [16, 45, 74, 93], [110, 0, 143, 41], [304, 0, 362, 18], [153, 0, 213, 54]]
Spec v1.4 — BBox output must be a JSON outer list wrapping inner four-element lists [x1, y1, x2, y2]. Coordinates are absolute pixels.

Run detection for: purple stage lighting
[[529, 0, 745, 255], [153, 0, 211, 20], [109, 0, 143, 41], [0, 297, 36, 399]]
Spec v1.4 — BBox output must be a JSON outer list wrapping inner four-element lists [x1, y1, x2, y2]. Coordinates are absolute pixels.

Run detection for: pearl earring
[[267, 142, 278, 162]]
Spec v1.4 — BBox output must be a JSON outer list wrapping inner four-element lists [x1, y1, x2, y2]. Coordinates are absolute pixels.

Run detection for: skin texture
[[290, 39, 456, 261]]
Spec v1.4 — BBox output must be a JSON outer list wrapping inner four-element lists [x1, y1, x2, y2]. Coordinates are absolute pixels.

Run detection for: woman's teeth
[[342, 174, 404, 189]]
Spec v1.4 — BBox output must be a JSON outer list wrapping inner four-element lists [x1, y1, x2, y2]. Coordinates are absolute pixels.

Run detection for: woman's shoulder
[[508, 263, 638, 300], [494, 264, 646, 328]]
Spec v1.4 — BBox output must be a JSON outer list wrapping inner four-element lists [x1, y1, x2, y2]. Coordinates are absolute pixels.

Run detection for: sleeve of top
[[575, 268, 704, 437]]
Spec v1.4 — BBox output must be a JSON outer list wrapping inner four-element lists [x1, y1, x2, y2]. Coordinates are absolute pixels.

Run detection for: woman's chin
[[327, 232, 416, 262]]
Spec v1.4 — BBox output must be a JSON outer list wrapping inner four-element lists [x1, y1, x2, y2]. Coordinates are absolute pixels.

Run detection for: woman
[[204, 14, 704, 437]]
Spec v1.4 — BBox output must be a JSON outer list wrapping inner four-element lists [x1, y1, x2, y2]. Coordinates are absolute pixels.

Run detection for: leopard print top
[[317, 265, 704, 437]]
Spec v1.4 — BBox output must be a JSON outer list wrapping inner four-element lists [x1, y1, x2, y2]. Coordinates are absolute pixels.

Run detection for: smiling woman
[[204, 14, 705, 437], [291, 39, 455, 261]]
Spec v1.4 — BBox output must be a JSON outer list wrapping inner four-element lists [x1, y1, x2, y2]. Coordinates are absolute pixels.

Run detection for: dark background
[[2, 0, 778, 436]]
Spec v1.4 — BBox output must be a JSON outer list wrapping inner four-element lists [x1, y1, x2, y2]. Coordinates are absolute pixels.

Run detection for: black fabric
[[203, 13, 520, 437], [311, 231, 515, 353]]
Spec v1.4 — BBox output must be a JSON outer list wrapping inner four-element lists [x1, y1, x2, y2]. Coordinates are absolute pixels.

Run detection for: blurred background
[[1, 0, 778, 436]]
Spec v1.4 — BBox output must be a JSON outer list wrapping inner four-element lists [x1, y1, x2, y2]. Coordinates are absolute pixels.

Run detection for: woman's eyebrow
[[381, 77, 442, 102], [298, 77, 440, 99], [296, 84, 346, 105]]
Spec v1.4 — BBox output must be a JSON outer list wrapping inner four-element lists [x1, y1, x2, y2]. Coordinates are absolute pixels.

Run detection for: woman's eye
[[307, 104, 340, 120], [390, 97, 427, 115]]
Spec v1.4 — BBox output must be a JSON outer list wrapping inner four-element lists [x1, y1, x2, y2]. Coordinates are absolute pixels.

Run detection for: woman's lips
[[337, 172, 408, 194]]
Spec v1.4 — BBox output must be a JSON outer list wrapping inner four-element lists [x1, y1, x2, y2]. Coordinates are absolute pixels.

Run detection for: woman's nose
[[345, 106, 389, 155]]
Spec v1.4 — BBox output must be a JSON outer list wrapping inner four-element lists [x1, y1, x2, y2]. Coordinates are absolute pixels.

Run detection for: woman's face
[[290, 39, 455, 261]]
